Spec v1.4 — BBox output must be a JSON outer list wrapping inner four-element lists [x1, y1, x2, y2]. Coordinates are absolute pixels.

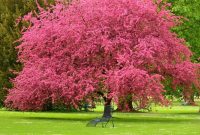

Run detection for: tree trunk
[[103, 104, 112, 118], [97, 91, 112, 116], [183, 89, 197, 106], [43, 98, 53, 111], [116, 95, 136, 112]]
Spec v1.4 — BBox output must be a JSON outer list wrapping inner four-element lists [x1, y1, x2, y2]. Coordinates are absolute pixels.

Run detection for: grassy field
[[0, 103, 200, 135]]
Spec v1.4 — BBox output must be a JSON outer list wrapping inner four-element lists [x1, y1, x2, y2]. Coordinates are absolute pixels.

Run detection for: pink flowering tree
[[5, 0, 200, 111]]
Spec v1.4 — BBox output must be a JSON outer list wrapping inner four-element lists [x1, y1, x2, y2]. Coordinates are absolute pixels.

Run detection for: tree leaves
[[5, 0, 200, 111]]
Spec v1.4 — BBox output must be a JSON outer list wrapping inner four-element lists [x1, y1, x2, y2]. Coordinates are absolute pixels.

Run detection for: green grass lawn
[[0, 103, 200, 135]]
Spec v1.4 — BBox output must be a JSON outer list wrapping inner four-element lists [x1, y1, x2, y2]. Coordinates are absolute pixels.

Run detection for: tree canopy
[[5, 0, 200, 111]]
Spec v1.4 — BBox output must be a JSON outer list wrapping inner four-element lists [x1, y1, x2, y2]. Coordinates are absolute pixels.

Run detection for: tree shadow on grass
[[20, 115, 200, 124], [114, 117, 200, 123]]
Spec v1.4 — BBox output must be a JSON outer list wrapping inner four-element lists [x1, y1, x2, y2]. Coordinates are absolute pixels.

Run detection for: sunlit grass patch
[[0, 102, 200, 135]]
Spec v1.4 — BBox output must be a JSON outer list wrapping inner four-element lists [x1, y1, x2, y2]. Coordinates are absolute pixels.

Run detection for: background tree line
[[0, 0, 55, 107], [166, 0, 200, 104]]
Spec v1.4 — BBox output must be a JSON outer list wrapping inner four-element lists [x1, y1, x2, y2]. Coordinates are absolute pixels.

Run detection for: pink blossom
[[5, 0, 200, 111]]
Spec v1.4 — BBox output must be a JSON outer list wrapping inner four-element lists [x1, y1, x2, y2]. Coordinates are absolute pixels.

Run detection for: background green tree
[[168, 0, 200, 62], [164, 0, 200, 104], [0, 0, 55, 107]]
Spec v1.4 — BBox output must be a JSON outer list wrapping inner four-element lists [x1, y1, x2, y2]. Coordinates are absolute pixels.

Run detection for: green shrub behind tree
[[163, 0, 200, 105], [168, 0, 200, 62], [0, 0, 55, 107]]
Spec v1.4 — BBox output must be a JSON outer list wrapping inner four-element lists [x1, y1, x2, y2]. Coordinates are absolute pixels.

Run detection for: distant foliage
[[0, 0, 55, 107], [168, 0, 200, 62], [163, 0, 200, 104], [0, 0, 35, 106], [5, 0, 200, 111]]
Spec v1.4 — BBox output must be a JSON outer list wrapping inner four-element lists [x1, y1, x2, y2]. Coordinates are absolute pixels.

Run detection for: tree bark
[[97, 91, 112, 116], [183, 89, 197, 106], [116, 95, 136, 112]]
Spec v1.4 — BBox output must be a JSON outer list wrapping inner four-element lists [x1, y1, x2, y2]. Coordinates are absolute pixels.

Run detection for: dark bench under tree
[[86, 92, 115, 127], [86, 105, 114, 127]]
